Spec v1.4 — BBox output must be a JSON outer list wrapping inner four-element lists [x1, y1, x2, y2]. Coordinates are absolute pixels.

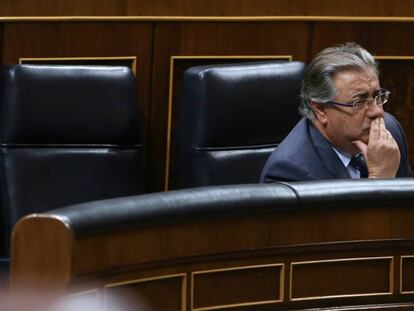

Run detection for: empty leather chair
[[0, 64, 145, 271], [176, 61, 306, 188]]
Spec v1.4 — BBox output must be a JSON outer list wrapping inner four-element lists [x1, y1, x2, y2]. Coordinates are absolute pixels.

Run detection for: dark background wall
[[1, 1, 414, 191]]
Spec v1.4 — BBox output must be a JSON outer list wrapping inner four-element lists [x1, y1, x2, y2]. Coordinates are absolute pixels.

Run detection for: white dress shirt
[[332, 147, 361, 178]]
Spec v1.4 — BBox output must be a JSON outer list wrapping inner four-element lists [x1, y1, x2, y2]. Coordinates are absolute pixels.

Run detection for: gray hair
[[299, 42, 378, 120]]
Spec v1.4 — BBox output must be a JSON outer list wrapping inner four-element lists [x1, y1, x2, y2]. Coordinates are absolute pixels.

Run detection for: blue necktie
[[349, 154, 368, 178]]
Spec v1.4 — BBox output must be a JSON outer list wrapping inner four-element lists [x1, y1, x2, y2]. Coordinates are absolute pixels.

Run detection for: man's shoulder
[[260, 117, 324, 182], [275, 117, 312, 152], [384, 112, 403, 130]]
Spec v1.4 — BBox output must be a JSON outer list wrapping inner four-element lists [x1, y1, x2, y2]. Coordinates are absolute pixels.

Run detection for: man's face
[[320, 68, 384, 155]]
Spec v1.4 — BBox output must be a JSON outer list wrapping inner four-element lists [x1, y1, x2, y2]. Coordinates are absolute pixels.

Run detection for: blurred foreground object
[[2, 287, 149, 311]]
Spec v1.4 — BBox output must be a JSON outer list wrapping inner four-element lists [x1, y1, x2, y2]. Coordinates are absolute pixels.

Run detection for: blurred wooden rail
[[10, 180, 414, 310]]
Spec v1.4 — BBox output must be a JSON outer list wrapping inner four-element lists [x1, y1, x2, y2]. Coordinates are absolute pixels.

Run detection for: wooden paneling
[[64, 206, 413, 278], [2, 21, 153, 105], [192, 264, 283, 309], [377, 59, 414, 169], [401, 256, 414, 293], [106, 274, 186, 310], [128, 0, 414, 18], [150, 21, 309, 190], [311, 22, 414, 56], [290, 257, 392, 300], [2, 1, 414, 17], [0, 0, 128, 16]]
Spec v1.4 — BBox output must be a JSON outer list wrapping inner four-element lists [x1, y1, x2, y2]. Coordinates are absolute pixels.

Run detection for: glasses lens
[[352, 98, 369, 110], [376, 91, 389, 106]]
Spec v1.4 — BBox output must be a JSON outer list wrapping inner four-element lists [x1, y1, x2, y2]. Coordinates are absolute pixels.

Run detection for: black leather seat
[[176, 61, 306, 188], [0, 64, 145, 270]]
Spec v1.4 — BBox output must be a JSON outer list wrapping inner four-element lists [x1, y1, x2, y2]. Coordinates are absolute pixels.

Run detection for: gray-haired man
[[261, 42, 412, 182]]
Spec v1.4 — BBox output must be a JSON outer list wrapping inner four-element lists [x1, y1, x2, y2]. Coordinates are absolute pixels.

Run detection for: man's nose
[[366, 101, 384, 118]]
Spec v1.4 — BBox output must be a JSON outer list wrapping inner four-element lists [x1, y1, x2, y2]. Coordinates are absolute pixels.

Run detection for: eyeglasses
[[323, 88, 391, 110]]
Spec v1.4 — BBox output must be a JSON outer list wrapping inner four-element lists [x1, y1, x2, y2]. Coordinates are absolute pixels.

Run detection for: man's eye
[[352, 99, 366, 105]]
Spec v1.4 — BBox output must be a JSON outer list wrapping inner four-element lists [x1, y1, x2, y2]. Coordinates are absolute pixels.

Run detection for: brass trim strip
[[67, 288, 99, 297], [105, 273, 187, 311], [191, 263, 284, 311], [192, 300, 282, 311], [290, 256, 394, 302], [105, 272, 186, 288], [164, 55, 292, 191], [400, 255, 414, 294], [192, 262, 285, 276], [170, 55, 293, 60], [19, 56, 137, 75], [4, 16, 414, 22], [165, 56, 175, 192], [375, 56, 414, 60]]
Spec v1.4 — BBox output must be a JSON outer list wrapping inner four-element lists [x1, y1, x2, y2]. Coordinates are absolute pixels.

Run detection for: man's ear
[[310, 101, 328, 124]]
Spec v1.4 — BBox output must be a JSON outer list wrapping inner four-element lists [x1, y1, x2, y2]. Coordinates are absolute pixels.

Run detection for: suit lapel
[[308, 122, 350, 179]]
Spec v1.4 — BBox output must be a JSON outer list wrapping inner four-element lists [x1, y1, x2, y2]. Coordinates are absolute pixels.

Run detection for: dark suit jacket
[[260, 112, 412, 182]]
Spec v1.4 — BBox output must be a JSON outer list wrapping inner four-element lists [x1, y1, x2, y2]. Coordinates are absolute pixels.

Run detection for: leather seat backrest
[[176, 61, 306, 188], [0, 64, 145, 258]]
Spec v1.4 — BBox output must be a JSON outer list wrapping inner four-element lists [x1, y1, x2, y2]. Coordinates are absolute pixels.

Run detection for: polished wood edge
[[10, 215, 74, 291], [400, 255, 414, 294], [105, 272, 186, 288], [67, 288, 99, 297], [164, 57, 175, 192], [19, 56, 137, 75], [170, 55, 293, 60], [13, 213, 72, 231], [289, 256, 394, 302], [182, 273, 187, 311], [191, 263, 284, 310], [375, 56, 414, 60], [163, 55, 292, 191], [193, 300, 281, 311], [3, 16, 414, 22], [105, 273, 187, 310], [191, 262, 284, 276], [299, 302, 414, 310]]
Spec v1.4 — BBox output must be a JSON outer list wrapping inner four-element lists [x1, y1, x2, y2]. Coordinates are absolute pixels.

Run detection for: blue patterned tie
[[349, 154, 368, 178]]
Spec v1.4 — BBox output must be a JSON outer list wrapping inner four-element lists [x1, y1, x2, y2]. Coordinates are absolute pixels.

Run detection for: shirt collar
[[332, 147, 353, 168]]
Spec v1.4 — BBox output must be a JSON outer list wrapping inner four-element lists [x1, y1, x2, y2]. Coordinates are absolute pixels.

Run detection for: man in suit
[[260, 42, 412, 182]]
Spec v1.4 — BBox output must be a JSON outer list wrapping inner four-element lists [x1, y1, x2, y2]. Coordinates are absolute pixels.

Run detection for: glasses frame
[[320, 88, 391, 109]]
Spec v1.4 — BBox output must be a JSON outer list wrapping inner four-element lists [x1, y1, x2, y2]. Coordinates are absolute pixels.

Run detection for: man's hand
[[352, 117, 400, 178]]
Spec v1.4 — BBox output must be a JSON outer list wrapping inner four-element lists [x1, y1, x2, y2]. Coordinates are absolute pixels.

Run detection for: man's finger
[[352, 140, 368, 156], [379, 117, 388, 140], [386, 129, 392, 141], [369, 118, 380, 142]]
